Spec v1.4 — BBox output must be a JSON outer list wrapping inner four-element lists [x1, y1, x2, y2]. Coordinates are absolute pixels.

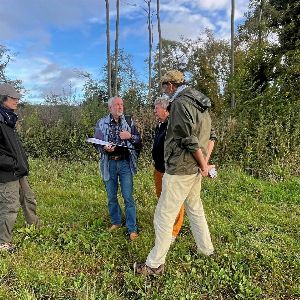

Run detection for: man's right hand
[[199, 167, 209, 177], [104, 144, 116, 153], [200, 164, 215, 177]]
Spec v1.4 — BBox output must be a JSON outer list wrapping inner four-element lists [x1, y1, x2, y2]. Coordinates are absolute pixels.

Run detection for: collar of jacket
[[169, 85, 187, 103], [0, 105, 18, 128], [109, 114, 122, 123]]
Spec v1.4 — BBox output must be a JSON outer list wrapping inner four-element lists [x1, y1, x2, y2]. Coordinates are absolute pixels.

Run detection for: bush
[[17, 100, 155, 163], [17, 82, 300, 180]]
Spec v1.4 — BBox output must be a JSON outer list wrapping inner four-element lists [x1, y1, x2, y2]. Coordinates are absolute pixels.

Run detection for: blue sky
[[0, 0, 250, 103]]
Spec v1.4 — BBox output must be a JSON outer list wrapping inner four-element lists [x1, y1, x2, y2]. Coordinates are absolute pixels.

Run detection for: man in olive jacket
[[135, 70, 214, 276], [0, 83, 40, 252]]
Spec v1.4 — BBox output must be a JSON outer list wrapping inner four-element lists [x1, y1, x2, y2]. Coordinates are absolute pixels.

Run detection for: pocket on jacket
[[166, 143, 184, 168]]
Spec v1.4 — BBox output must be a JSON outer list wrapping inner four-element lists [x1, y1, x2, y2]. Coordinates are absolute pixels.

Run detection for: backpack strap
[[124, 114, 132, 127]]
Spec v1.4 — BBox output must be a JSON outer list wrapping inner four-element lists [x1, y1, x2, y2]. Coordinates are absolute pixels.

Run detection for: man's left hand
[[119, 130, 131, 140], [200, 167, 209, 177]]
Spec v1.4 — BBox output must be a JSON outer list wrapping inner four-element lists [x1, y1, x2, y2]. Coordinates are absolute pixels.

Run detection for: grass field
[[0, 158, 299, 300]]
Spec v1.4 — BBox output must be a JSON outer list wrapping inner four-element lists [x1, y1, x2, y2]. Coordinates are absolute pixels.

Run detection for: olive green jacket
[[164, 87, 212, 175]]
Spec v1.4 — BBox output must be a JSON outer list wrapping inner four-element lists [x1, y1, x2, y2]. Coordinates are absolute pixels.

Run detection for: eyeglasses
[[6, 96, 19, 101]]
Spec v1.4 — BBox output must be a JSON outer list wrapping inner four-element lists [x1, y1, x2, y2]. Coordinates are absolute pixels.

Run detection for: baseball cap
[[0, 83, 21, 99], [161, 70, 185, 84]]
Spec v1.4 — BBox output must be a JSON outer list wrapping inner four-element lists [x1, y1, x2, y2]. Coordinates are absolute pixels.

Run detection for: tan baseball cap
[[0, 83, 21, 99], [161, 70, 185, 84]]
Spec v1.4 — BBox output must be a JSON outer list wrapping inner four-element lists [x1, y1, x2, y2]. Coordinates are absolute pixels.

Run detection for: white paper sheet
[[86, 138, 111, 146]]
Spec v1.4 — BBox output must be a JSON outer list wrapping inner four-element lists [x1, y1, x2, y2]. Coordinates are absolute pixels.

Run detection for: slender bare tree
[[105, 0, 112, 98], [114, 0, 120, 96], [156, 0, 162, 87], [145, 0, 153, 102], [230, 0, 235, 108], [258, 0, 264, 47]]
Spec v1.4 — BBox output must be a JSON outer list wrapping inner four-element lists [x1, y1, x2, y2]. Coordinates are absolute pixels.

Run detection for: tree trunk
[[105, 0, 112, 98], [258, 0, 264, 48], [147, 0, 152, 102], [114, 0, 120, 96], [230, 0, 235, 108], [156, 0, 162, 88]]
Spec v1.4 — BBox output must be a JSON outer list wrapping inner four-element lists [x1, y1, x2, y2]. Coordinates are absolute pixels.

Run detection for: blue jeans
[[104, 159, 137, 234]]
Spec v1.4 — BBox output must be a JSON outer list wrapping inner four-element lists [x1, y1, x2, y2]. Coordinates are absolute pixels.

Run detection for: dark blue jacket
[[152, 119, 168, 173], [0, 111, 29, 183]]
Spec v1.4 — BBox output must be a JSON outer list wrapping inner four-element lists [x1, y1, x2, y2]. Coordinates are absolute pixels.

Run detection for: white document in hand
[[86, 138, 112, 146]]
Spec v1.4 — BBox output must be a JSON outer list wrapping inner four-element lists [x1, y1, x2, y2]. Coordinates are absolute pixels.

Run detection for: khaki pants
[[146, 172, 214, 268], [154, 169, 185, 237], [0, 177, 39, 244]]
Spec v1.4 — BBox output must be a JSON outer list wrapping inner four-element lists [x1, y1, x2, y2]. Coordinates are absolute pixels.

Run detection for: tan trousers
[[154, 169, 184, 237], [0, 177, 39, 244], [146, 172, 214, 268]]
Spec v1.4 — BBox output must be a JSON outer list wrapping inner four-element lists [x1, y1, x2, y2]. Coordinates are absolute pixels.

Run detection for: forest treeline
[[1, 0, 299, 179]]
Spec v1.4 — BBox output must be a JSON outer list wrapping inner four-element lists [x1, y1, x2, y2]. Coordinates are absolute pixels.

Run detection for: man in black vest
[[0, 83, 40, 253]]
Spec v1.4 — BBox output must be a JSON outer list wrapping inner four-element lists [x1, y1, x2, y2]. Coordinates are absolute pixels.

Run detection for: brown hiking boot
[[108, 224, 122, 232], [133, 262, 164, 276], [129, 232, 138, 241]]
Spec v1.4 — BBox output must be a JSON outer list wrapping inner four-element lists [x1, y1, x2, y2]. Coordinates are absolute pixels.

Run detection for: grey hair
[[154, 95, 170, 109], [0, 95, 7, 105], [108, 96, 121, 107]]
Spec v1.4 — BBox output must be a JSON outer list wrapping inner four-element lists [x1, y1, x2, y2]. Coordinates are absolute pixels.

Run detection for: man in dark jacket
[[0, 83, 40, 252], [152, 95, 185, 242], [135, 70, 215, 276], [152, 95, 217, 244]]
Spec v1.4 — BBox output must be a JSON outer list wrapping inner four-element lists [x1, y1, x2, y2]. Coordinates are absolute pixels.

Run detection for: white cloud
[[1, 0, 251, 102], [161, 12, 215, 41], [158, 0, 249, 42], [215, 20, 232, 40], [0, 0, 105, 40], [88, 17, 101, 25], [160, 3, 191, 13], [192, 0, 229, 11], [0, 0, 250, 46], [6, 56, 87, 103]]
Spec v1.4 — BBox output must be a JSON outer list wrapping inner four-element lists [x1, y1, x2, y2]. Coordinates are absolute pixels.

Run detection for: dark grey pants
[[0, 177, 40, 244]]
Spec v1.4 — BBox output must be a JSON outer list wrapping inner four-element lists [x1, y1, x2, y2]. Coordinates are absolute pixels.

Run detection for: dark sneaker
[[0, 243, 16, 253], [26, 220, 42, 230], [133, 262, 164, 276]]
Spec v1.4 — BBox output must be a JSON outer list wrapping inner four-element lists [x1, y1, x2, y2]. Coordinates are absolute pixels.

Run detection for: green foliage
[[218, 0, 300, 178], [268, 0, 300, 51], [3, 0, 300, 179], [215, 88, 300, 178], [151, 38, 189, 98], [152, 33, 230, 114], [0, 45, 23, 89], [103, 49, 144, 98], [185, 30, 231, 114], [18, 102, 102, 161], [0, 159, 299, 299]]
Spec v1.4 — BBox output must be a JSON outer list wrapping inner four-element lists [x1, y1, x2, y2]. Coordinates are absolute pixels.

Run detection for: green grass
[[0, 159, 299, 300]]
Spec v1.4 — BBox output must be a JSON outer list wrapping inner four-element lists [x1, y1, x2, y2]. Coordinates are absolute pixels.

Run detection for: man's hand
[[200, 164, 216, 178], [104, 144, 116, 153], [208, 164, 215, 171], [193, 148, 210, 177], [119, 130, 131, 140], [199, 166, 209, 177]]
